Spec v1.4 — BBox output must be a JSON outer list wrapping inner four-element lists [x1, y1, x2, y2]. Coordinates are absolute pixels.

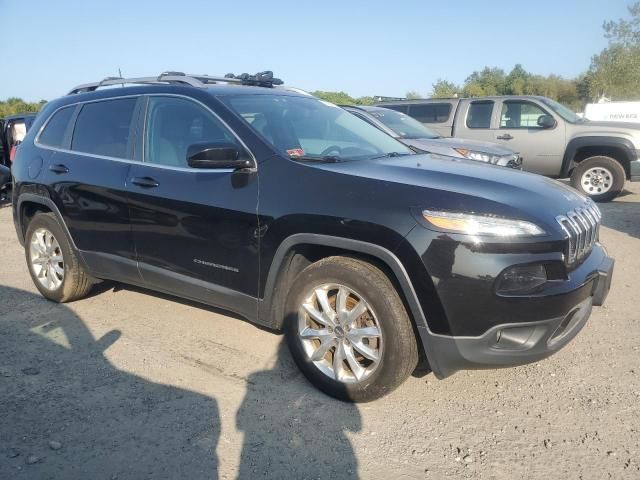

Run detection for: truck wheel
[[284, 256, 419, 402], [25, 212, 94, 303], [570, 156, 625, 202]]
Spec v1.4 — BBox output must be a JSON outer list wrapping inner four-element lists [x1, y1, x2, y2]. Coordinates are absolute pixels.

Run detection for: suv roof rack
[[67, 70, 284, 95]]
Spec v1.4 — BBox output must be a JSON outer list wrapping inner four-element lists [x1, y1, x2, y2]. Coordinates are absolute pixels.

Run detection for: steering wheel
[[320, 145, 342, 157]]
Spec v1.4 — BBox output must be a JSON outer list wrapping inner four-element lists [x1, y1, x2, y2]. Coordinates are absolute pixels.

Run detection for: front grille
[[556, 200, 601, 265]]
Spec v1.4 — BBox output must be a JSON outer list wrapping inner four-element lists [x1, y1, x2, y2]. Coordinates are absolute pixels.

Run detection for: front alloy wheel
[[298, 284, 383, 383]]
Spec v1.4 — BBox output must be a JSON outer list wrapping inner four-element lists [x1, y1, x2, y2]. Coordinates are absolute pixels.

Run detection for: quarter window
[[500, 101, 549, 129], [466, 101, 494, 129], [72, 98, 137, 159], [144, 96, 238, 167], [409, 104, 451, 123], [38, 106, 75, 148]]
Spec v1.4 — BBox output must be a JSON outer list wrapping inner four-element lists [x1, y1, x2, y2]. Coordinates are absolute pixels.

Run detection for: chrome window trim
[[34, 93, 256, 174]]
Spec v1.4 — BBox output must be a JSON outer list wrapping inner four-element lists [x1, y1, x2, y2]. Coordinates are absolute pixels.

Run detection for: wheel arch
[[562, 136, 634, 178], [16, 194, 76, 249], [258, 233, 444, 375]]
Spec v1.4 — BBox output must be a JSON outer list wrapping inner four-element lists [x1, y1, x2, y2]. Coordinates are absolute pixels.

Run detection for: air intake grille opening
[[556, 201, 601, 265]]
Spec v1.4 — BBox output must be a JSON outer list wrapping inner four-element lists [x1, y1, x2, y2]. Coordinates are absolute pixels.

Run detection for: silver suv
[[377, 96, 640, 201], [342, 105, 521, 168]]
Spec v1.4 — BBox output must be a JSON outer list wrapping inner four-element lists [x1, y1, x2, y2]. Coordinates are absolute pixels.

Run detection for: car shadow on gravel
[[0, 285, 361, 479]]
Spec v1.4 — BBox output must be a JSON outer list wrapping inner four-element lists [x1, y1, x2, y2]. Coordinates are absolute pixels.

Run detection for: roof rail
[[67, 70, 283, 95]]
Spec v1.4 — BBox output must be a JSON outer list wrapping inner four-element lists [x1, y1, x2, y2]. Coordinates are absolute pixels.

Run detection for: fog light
[[496, 264, 547, 294]]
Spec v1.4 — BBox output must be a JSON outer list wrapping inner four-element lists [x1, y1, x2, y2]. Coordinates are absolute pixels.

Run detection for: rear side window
[[466, 101, 494, 129], [72, 98, 137, 159], [382, 104, 409, 114], [38, 106, 75, 148], [409, 103, 452, 123]]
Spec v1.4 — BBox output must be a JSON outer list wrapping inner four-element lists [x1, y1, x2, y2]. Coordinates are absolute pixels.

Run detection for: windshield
[[368, 109, 440, 139], [224, 94, 413, 161], [540, 98, 582, 123]]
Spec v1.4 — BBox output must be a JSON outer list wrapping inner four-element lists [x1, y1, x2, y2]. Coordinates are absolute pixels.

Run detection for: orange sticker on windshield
[[287, 148, 305, 157]]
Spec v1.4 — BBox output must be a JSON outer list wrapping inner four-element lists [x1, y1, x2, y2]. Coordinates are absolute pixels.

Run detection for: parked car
[[377, 96, 640, 202], [1, 113, 38, 166], [12, 71, 613, 402], [0, 164, 10, 202], [342, 105, 522, 168]]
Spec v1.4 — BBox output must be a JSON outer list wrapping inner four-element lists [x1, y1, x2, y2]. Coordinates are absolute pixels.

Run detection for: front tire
[[25, 212, 93, 302], [284, 256, 419, 402], [570, 156, 625, 202]]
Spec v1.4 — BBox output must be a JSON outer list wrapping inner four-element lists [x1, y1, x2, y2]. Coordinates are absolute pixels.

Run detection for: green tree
[[405, 91, 422, 99], [586, 2, 640, 100], [0, 98, 46, 118], [430, 79, 459, 98]]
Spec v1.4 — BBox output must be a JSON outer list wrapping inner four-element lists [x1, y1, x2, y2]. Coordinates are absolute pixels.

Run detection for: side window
[[144, 96, 238, 167], [38, 106, 75, 148], [382, 104, 409, 114], [409, 104, 452, 123], [72, 98, 137, 159], [466, 101, 494, 129], [500, 101, 548, 129]]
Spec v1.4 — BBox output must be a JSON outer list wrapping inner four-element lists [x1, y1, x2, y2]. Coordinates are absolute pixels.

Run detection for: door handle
[[131, 176, 160, 188], [497, 134, 514, 140], [49, 164, 69, 174]]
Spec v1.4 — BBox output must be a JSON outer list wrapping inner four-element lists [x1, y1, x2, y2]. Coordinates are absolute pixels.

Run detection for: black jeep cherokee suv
[[12, 72, 614, 402]]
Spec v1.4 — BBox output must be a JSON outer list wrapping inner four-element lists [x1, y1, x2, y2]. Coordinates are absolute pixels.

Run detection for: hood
[[403, 137, 517, 156], [313, 154, 590, 237]]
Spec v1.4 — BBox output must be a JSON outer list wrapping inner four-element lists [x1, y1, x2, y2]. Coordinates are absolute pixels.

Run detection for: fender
[[561, 136, 635, 178], [258, 233, 446, 377], [15, 193, 78, 250]]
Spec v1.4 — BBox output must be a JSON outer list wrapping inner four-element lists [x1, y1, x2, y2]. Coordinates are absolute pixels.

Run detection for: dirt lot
[[1, 184, 639, 480]]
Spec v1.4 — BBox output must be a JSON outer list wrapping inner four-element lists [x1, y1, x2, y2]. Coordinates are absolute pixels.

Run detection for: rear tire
[[570, 156, 625, 202], [284, 256, 419, 402], [25, 212, 93, 302]]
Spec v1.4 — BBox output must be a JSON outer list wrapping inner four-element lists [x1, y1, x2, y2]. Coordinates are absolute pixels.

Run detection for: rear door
[[39, 97, 140, 281], [126, 95, 260, 316], [494, 99, 565, 176]]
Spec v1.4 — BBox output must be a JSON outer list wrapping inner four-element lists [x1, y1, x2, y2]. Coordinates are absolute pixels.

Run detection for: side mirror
[[537, 114, 556, 129], [187, 142, 254, 170]]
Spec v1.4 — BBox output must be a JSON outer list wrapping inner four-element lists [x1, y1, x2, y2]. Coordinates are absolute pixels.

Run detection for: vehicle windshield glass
[[224, 94, 413, 161], [540, 97, 582, 123], [368, 109, 440, 139]]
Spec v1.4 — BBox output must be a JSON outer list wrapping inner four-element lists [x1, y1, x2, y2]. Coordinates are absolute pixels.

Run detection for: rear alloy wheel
[[570, 155, 625, 202], [285, 256, 418, 402], [29, 228, 65, 291]]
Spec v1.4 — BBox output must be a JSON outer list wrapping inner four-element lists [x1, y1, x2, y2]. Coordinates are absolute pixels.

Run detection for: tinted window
[[39, 106, 75, 148], [369, 109, 439, 139], [466, 101, 494, 129], [409, 104, 452, 123], [500, 101, 548, 128], [144, 96, 238, 167], [381, 104, 409, 114], [72, 98, 137, 159]]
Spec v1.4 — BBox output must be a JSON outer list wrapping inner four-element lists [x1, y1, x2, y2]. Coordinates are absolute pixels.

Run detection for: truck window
[[382, 104, 409, 114], [500, 101, 548, 129], [409, 104, 451, 123], [466, 101, 494, 129]]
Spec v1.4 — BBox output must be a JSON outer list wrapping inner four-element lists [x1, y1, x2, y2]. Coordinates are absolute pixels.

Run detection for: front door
[[494, 99, 566, 176], [126, 95, 260, 315]]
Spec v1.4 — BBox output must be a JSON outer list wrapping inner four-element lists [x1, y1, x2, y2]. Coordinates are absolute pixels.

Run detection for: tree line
[[314, 3, 640, 110], [3, 4, 639, 115]]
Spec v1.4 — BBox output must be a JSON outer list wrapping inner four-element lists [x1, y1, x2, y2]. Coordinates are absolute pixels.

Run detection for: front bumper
[[630, 157, 640, 182], [425, 253, 613, 378]]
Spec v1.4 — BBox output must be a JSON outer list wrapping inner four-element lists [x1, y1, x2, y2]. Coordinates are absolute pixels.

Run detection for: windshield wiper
[[291, 155, 342, 163], [369, 152, 414, 160]]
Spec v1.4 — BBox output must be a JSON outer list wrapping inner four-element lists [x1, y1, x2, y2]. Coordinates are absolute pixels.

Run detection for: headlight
[[454, 148, 520, 168], [422, 210, 545, 237]]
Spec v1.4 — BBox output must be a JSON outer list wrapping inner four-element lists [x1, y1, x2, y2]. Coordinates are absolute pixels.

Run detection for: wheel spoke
[[332, 342, 346, 380], [52, 263, 64, 276], [50, 254, 63, 263], [315, 288, 336, 323], [310, 336, 336, 361], [344, 344, 366, 381], [32, 256, 48, 265], [346, 300, 367, 325], [351, 340, 380, 362], [348, 326, 381, 340], [302, 303, 333, 328]]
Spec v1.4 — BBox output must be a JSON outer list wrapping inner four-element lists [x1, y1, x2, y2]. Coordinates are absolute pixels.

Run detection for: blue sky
[[0, 0, 633, 101]]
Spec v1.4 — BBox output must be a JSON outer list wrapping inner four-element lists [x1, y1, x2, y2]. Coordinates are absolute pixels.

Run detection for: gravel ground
[[0, 183, 639, 480]]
